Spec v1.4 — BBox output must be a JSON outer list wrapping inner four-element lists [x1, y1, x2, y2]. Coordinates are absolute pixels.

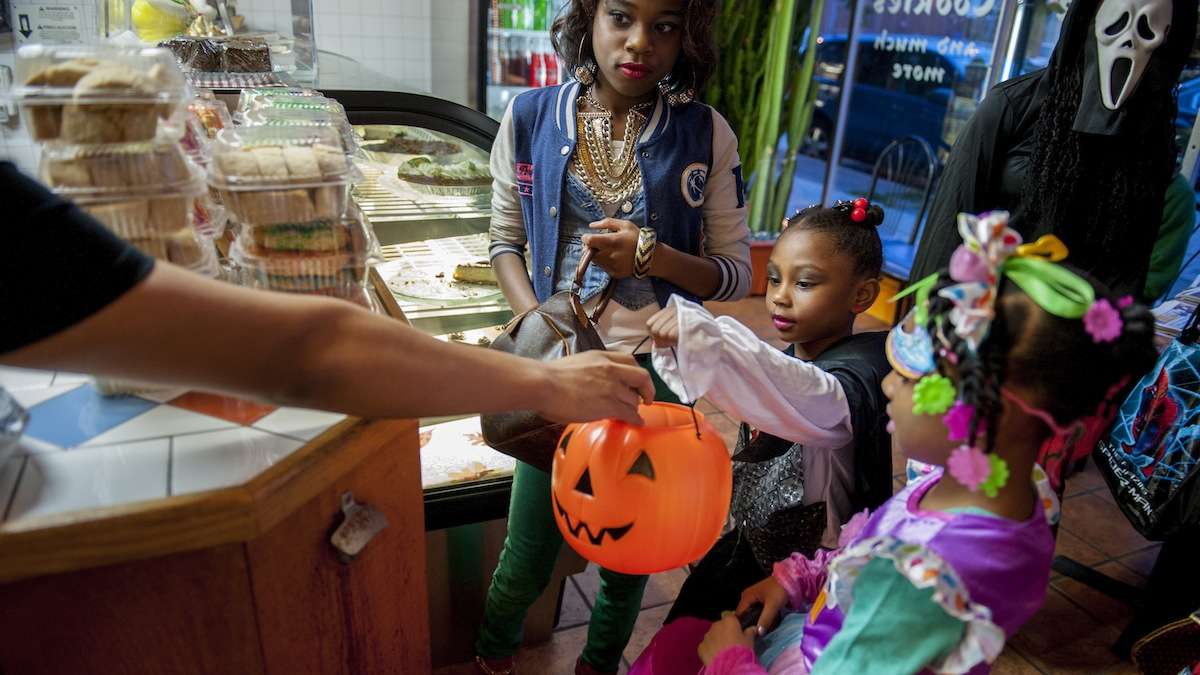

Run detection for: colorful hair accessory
[[1004, 257, 1095, 319], [1014, 234, 1069, 262], [947, 445, 990, 492], [949, 244, 989, 283], [913, 374, 956, 415], [886, 314, 937, 380], [1084, 298, 1123, 343], [942, 400, 976, 442], [980, 455, 1010, 498], [831, 197, 872, 223]]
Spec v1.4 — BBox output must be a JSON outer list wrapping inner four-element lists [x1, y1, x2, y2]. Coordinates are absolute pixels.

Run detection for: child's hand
[[736, 577, 789, 635], [582, 219, 640, 279], [647, 306, 680, 348], [698, 613, 756, 666]]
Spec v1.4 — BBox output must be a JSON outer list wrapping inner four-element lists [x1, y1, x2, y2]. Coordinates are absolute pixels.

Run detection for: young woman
[[478, 0, 751, 673]]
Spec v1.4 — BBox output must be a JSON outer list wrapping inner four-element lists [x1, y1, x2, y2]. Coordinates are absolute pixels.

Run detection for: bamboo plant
[[705, 0, 825, 235]]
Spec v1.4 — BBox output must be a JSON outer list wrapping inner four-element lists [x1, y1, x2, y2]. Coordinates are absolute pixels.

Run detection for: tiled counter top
[[0, 366, 425, 585], [0, 367, 348, 525]]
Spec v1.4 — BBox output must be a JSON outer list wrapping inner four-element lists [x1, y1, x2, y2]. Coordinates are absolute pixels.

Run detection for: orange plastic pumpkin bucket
[[550, 402, 732, 575]]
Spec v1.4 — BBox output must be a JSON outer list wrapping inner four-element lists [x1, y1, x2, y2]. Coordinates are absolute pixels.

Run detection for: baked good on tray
[[223, 38, 272, 73], [395, 156, 491, 197], [452, 260, 497, 285], [369, 130, 460, 156]]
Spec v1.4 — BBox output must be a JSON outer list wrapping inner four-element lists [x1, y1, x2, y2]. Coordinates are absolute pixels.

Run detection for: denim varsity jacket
[[488, 80, 752, 307]]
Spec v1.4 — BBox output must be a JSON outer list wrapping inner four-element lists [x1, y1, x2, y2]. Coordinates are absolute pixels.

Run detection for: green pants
[[476, 355, 678, 672]]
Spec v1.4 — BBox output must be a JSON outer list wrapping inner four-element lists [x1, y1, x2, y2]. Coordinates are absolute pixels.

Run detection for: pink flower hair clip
[[1084, 298, 1123, 343]]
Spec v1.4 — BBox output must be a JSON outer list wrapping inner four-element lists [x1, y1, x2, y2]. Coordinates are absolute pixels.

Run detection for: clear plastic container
[[187, 94, 232, 140], [39, 140, 197, 195], [235, 87, 321, 114], [239, 107, 359, 155], [158, 35, 273, 73], [208, 126, 356, 227], [73, 173, 208, 239], [230, 209, 380, 305], [232, 241, 368, 300], [237, 94, 347, 121], [9, 44, 189, 143]]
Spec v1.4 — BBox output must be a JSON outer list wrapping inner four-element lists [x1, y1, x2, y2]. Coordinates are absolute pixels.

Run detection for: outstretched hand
[[539, 351, 654, 425]]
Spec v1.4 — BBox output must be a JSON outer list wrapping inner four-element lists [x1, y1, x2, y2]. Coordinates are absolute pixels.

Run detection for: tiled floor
[[434, 298, 1160, 675]]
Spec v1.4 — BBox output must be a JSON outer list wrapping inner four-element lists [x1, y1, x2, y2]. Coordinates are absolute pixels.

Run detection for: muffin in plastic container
[[208, 126, 356, 227], [72, 172, 207, 240], [239, 107, 359, 156], [9, 44, 188, 143], [40, 139, 196, 194]]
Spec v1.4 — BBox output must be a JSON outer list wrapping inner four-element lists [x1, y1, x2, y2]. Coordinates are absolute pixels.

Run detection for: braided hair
[[921, 268, 1157, 454], [784, 201, 886, 278]]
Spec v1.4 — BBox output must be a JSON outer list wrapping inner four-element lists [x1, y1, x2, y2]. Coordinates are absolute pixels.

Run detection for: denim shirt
[[553, 173, 658, 310]]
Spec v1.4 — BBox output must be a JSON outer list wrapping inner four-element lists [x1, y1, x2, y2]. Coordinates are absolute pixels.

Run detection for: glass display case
[[318, 81, 579, 668], [312, 86, 516, 532]]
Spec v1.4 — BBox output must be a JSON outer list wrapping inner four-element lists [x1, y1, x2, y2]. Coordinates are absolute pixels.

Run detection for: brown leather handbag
[[481, 249, 614, 472]]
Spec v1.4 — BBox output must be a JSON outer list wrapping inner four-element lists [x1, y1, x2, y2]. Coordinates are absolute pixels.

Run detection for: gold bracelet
[[634, 227, 657, 279]]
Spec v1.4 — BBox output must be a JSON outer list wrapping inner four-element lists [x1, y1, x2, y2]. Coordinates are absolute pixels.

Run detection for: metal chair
[[867, 135, 938, 245]]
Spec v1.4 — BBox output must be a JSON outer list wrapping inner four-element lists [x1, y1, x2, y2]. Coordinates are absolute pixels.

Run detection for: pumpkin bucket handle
[[631, 336, 701, 440]]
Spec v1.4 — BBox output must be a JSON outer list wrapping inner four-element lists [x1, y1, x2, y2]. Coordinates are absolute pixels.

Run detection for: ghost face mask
[[1094, 0, 1173, 109]]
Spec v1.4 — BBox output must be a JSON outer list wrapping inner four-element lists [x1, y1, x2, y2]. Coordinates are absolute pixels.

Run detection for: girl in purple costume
[[631, 212, 1158, 674]]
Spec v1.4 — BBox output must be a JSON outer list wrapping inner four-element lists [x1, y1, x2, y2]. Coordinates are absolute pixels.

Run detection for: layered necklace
[[574, 86, 653, 204]]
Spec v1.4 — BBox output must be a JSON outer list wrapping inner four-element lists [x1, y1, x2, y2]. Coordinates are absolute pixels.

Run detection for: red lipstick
[[618, 63, 651, 80]]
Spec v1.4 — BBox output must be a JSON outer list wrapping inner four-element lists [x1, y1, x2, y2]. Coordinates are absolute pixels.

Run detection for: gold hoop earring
[[658, 65, 696, 106], [574, 35, 595, 85]]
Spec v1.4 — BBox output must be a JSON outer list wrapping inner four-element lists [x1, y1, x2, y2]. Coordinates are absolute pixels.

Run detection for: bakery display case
[[313, 83, 583, 667]]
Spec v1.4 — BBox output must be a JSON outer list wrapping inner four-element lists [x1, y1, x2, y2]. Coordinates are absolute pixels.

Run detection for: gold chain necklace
[[573, 87, 653, 204]]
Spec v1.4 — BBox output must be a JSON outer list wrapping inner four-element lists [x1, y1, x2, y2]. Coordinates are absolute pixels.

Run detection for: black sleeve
[[819, 333, 894, 512], [0, 162, 155, 355], [908, 85, 1014, 283]]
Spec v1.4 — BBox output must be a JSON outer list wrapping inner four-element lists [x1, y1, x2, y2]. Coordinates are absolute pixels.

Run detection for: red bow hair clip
[[850, 197, 869, 223]]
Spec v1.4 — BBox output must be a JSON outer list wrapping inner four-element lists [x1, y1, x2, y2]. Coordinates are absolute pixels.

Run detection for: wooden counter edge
[[0, 416, 419, 584]]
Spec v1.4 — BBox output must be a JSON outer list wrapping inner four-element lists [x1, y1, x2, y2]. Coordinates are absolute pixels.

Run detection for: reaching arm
[[648, 297, 852, 448], [3, 262, 654, 424]]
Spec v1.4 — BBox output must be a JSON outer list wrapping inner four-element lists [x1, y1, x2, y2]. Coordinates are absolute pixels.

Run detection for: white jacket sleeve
[[651, 296, 853, 449]]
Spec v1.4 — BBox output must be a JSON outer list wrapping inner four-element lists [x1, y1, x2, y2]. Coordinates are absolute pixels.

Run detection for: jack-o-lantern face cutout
[[551, 402, 732, 575]]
